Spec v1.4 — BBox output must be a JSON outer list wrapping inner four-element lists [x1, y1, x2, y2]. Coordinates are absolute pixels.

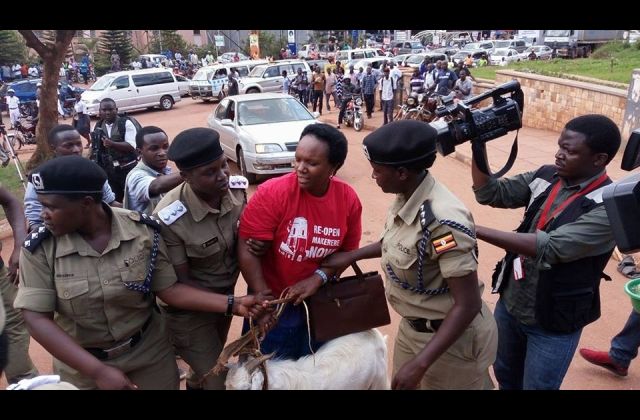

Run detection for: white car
[[522, 45, 554, 60], [207, 93, 318, 183], [175, 74, 190, 97], [490, 48, 522, 66]]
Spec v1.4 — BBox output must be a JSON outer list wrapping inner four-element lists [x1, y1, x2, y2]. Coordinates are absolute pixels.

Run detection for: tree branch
[[18, 30, 49, 57]]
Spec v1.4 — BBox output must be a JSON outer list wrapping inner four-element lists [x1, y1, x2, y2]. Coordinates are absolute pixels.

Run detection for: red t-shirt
[[239, 172, 362, 296]]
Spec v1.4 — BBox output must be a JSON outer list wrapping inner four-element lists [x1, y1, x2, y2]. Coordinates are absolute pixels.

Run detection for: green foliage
[[0, 160, 26, 219], [0, 30, 27, 65], [471, 42, 640, 85], [149, 30, 187, 55], [97, 30, 134, 70]]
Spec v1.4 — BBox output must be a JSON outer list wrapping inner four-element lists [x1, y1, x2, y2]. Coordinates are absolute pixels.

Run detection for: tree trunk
[[17, 30, 76, 171]]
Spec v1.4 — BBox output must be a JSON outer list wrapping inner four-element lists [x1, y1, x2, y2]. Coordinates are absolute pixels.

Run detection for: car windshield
[[193, 68, 212, 81], [238, 98, 314, 126], [493, 50, 510, 57], [494, 41, 512, 48], [89, 75, 116, 91], [406, 55, 425, 64], [249, 65, 268, 77], [409, 42, 422, 49]]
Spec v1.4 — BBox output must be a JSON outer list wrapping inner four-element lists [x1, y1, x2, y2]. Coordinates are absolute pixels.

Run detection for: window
[[154, 72, 175, 84], [264, 66, 280, 78], [215, 100, 228, 119], [236, 67, 250, 77], [113, 76, 130, 89], [365, 51, 376, 58], [194, 30, 201, 35], [353, 52, 364, 60], [226, 100, 236, 121], [132, 74, 155, 87]]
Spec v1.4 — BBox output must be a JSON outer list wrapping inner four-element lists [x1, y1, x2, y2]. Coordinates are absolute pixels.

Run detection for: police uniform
[[14, 156, 180, 389], [363, 121, 498, 390], [152, 128, 247, 390]]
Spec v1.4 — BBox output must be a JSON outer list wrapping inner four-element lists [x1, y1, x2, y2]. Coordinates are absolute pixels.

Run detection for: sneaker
[[579, 348, 628, 376]]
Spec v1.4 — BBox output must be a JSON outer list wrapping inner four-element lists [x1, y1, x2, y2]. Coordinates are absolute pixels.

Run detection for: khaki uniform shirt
[[382, 173, 480, 320], [153, 182, 245, 291], [14, 208, 177, 349]]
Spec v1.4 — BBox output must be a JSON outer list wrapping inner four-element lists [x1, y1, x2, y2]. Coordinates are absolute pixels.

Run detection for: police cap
[[363, 120, 437, 166], [31, 155, 106, 195], [168, 127, 224, 170]]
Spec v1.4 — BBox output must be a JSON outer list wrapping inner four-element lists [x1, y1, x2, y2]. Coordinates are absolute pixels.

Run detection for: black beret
[[31, 156, 106, 195], [169, 128, 223, 170], [363, 120, 437, 166]]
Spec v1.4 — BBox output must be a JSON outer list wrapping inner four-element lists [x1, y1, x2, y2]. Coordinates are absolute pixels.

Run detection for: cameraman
[[92, 98, 139, 202], [471, 114, 621, 389]]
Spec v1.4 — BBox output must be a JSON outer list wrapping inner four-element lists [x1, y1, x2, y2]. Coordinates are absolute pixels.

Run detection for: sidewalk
[[318, 107, 629, 182]]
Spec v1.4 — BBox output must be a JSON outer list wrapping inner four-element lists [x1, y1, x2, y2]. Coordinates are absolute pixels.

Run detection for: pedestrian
[[123, 126, 183, 214], [227, 73, 239, 96], [152, 128, 268, 390], [238, 123, 363, 360], [24, 125, 120, 232], [15, 155, 265, 389], [322, 120, 498, 389], [379, 68, 395, 125], [91, 99, 139, 202], [0, 185, 39, 384], [472, 114, 621, 389], [72, 90, 91, 148], [5, 90, 20, 129], [579, 309, 640, 377]]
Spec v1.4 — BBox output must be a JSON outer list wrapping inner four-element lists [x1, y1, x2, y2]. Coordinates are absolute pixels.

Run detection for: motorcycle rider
[[336, 77, 357, 129]]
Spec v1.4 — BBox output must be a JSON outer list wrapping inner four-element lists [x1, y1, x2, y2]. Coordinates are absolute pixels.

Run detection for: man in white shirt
[[124, 126, 183, 214], [5, 90, 20, 129], [91, 98, 139, 202], [378, 68, 395, 125], [389, 62, 403, 107]]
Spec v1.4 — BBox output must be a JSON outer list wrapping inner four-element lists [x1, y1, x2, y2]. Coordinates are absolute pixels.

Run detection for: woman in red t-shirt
[[238, 123, 362, 360]]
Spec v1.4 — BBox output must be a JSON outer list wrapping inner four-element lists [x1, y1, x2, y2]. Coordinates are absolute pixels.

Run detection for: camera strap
[[471, 131, 519, 178]]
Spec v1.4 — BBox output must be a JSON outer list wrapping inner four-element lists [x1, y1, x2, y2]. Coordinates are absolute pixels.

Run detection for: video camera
[[90, 127, 113, 169], [430, 80, 525, 177], [602, 129, 640, 253]]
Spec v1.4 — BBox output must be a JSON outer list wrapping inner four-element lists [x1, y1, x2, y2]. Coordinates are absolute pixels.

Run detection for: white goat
[[225, 328, 389, 390]]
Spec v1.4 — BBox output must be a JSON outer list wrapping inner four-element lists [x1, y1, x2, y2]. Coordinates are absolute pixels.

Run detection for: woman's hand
[[391, 358, 426, 390], [286, 275, 323, 305], [245, 238, 272, 257], [93, 364, 138, 390]]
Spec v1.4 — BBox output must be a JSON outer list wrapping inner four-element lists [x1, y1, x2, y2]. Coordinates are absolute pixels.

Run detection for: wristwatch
[[225, 294, 234, 317]]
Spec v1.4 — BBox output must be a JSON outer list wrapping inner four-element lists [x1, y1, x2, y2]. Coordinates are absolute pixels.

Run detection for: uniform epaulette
[[128, 211, 161, 230], [23, 225, 52, 252], [419, 200, 437, 231], [157, 200, 187, 226], [229, 175, 248, 189]]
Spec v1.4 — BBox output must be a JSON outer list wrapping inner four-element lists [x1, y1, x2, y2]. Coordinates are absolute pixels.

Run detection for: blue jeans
[[242, 304, 324, 360], [610, 310, 640, 368], [493, 298, 582, 390]]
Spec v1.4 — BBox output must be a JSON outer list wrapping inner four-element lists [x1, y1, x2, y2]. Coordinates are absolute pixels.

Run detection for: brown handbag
[[306, 262, 391, 342]]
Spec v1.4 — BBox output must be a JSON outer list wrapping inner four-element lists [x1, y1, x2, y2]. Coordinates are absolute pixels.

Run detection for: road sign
[[287, 30, 295, 44], [214, 35, 224, 47]]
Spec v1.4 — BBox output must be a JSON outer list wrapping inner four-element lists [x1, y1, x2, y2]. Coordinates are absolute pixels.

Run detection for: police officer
[[321, 120, 498, 389], [153, 128, 264, 390], [14, 156, 262, 390]]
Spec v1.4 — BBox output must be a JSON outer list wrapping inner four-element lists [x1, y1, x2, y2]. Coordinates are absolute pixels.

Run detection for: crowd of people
[[0, 44, 637, 390]]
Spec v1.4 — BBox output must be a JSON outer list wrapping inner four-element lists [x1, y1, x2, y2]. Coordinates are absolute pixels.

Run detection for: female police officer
[[14, 156, 263, 390], [321, 120, 497, 389]]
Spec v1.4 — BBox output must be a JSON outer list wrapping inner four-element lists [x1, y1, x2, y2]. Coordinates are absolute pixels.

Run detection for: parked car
[[452, 49, 488, 65], [207, 93, 318, 183], [489, 48, 522, 66], [392, 41, 425, 55], [403, 53, 447, 69], [1, 78, 81, 112], [522, 45, 554, 60], [238, 60, 311, 94], [175, 74, 190, 97]]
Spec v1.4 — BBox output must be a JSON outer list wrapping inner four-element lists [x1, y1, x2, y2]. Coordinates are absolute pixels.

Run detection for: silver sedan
[[207, 93, 318, 183]]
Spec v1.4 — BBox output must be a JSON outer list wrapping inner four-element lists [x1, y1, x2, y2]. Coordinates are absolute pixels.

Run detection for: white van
[[189, 59, 267, 102], [81, 68, 182, 116], [334, 48, 379, 67]]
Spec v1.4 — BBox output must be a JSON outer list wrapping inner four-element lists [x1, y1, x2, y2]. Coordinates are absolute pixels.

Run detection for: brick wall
[[474, 70, 627, 135]]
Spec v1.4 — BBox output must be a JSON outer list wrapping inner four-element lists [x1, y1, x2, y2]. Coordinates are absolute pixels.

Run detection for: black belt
[[406, 318, 444, 333], [85, 316, 152, 360]]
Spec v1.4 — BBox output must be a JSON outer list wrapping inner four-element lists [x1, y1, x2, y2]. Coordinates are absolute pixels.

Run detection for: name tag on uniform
[[513, 256, 525, 281], [202, 237, 219, 248]]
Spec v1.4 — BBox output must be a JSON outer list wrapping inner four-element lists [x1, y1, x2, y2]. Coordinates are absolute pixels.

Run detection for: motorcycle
[[342, 92, 364, 132], [12, 102, 38, 149], [394, 90, 450, 123]]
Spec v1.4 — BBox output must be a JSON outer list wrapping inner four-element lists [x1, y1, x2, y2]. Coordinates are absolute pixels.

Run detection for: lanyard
[[536, 173, 608, 231]]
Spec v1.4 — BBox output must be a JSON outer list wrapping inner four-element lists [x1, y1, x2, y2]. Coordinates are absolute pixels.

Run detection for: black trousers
[[364, 94, 375, 117]]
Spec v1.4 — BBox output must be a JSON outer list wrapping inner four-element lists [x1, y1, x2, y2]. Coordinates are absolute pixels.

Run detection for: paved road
[[1, 97, 636, 389]]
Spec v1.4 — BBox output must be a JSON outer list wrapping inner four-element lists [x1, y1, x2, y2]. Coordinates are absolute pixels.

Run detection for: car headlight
[[355, 97, 363, 106], [255, 144, 283, 153], [407, 97, 416, 106]]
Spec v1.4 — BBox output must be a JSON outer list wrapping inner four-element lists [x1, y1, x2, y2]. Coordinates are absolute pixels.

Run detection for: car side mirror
[[221, 118, 234, 127]]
